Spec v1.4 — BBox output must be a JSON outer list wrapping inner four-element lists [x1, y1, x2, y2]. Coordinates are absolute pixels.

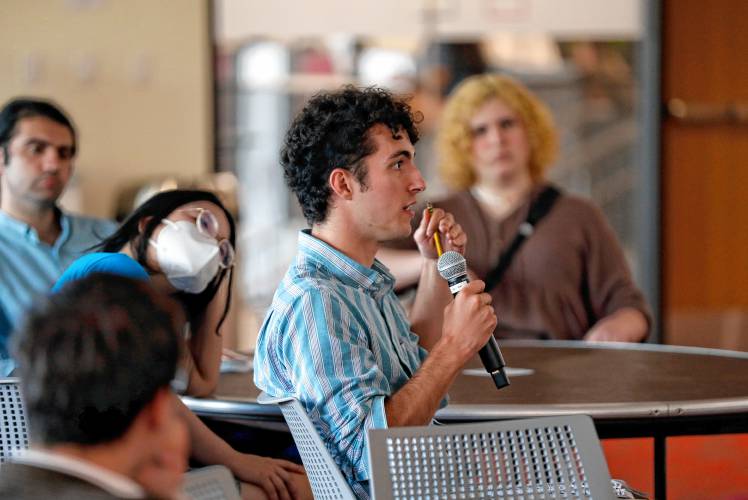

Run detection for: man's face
[[348, 124, 426, 242], [0, 116, 75, 208]]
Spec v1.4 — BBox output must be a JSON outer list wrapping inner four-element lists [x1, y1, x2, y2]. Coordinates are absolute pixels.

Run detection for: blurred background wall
[[0, 0, 213, 218], [1, 0, 747, 352]]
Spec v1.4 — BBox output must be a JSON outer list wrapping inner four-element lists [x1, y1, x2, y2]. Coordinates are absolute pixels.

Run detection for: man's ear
[[141, 387, 173, 432], [328, 167, 356, 201]]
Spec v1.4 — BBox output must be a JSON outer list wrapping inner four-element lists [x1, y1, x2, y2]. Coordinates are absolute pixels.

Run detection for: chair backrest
[[183, 465, 242, 500], [257, 392, 355, 500], [368, 414, 616, 500], [0, 378, 29, 464]]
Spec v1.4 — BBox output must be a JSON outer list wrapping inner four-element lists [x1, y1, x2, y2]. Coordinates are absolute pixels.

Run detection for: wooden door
[[662, 0, 748, 347]]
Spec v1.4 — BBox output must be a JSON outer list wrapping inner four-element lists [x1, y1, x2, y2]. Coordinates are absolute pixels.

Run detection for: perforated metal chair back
[[0, 378, 29, 464], [183, 465, 242, 500], [258, 392, 355, 500], [368, 414, 615, 500]]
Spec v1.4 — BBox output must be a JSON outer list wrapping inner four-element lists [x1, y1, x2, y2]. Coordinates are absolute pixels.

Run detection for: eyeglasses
[[177, 207, 235, 268]]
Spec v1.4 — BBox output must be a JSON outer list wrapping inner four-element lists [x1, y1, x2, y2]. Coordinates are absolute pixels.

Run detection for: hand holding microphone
[[438, 251, 510, 390]]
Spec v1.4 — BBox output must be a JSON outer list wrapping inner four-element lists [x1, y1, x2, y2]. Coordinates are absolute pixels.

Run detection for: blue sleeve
[[53, 253, 150, 292], [0, 305, 14, 376]]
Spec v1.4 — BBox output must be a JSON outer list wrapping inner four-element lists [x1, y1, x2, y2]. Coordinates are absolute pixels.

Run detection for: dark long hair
[[97, 189, 236, 335]]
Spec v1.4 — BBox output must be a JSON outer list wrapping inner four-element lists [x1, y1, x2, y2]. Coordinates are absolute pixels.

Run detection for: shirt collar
[[297, 229, 395, 298], [0, 207, 69, 249], [14, 448, 145, 498], [0, 210, 34, 239]]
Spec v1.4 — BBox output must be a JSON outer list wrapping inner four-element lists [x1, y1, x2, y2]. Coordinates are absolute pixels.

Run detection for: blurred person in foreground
[[0, 97, 116, 375], [380, 74, 650, 342], [0, 274, 188, 499], [254, 86, 497, 498]]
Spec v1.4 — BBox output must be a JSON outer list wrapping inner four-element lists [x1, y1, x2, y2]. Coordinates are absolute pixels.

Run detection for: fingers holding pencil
[[413, 203, 466, 259]]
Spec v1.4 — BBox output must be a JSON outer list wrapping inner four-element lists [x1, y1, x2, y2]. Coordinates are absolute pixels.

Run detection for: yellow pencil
[[426, 202, 443, 257]]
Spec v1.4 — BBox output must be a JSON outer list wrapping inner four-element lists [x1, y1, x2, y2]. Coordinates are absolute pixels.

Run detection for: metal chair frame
[[258, 392, 356, 500], [0, 377, 28, 464]]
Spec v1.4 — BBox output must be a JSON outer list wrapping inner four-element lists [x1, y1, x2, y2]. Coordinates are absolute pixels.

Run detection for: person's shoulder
[[53, 253, 149, 292], [544, 189, 616, 241], [278, 263, 344, 304], [64, 212, 118, 234], [268, 262, 356, 323], [79, 252, 146, 275], [0, 462, 118, 499], [550, 189, 604, 218]]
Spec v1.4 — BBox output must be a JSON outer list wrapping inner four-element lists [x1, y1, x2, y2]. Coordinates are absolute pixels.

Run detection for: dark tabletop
[[186, 340, 748, 424]]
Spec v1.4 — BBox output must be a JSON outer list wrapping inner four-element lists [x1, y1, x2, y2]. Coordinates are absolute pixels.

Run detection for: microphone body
[[438, 251, 510, 390]]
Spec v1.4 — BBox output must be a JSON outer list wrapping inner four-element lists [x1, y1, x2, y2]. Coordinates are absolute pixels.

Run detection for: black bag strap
[[483, 186, 561, 292]]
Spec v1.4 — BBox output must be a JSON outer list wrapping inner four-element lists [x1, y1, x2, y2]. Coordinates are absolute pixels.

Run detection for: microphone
[[437, 251, 510, 390]]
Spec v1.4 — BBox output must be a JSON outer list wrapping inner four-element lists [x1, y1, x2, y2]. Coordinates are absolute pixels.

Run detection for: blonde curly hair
[[437, 74, 558, 190]]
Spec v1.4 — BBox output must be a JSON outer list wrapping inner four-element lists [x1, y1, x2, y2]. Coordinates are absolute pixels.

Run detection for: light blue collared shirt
[[0, 209, 116, 374], [254, 230, 443, 498]]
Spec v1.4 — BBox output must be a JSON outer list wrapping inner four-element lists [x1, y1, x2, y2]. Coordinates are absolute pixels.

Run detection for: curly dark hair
[[281, 86, 420, 225]]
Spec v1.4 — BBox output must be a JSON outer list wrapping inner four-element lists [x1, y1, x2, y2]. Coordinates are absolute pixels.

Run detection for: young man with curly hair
[[254, 86, 497, 497]]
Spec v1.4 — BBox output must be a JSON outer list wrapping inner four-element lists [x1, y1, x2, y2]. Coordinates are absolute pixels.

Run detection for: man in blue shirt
[[254, 87, 498, 497], [0, 98, 116, 374]]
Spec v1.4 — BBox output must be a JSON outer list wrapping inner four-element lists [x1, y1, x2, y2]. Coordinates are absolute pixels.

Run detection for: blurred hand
[[241, 472, 313, 500], [229, 453, 307, 500], [413, 207, 466, 260]]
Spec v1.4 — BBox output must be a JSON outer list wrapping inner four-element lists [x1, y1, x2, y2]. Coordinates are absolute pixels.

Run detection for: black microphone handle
[[448, 275, 510, 390], [479, 337, 510, 389]]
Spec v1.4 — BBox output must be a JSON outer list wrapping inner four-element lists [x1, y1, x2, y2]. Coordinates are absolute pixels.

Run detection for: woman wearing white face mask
[[54, 189, 313, 500], [55, 189, 236, 396]]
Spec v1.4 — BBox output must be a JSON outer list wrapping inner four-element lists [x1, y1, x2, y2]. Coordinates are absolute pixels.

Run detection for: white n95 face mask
[[150, 220, 221, 294]]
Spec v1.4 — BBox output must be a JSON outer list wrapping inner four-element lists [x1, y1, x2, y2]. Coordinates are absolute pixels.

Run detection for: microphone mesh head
[[437, 251, 467, 281]]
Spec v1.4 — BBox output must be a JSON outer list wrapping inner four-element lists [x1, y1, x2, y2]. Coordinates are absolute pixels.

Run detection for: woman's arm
[[579, 200, 651, 342], [184, 277, 230, 396], [174, 394, 309, 500], [585, 307, 648, 342]]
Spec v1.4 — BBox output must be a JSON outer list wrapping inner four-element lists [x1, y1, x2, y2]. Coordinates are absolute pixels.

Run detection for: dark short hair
[[97, 189, 236, 334], [12, 274, 181, 446], [281, 86, 420, 225], [0, 98, 77, 165]]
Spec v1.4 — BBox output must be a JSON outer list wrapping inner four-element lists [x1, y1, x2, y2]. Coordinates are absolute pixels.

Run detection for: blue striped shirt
[[254, 230, 433, 497]]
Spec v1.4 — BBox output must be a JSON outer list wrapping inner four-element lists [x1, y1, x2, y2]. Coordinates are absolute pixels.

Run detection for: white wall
[[0, 0, 212, 217], [216, 0, 642, 43]]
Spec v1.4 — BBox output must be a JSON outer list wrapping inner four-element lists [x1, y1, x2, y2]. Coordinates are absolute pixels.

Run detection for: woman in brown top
[[380, 74, 650, 341]]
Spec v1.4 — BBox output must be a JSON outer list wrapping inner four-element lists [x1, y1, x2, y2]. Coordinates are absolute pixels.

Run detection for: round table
[[184, 340, 748, 499]]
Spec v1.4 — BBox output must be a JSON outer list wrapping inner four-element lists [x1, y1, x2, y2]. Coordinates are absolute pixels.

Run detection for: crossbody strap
[[483, 186, 561, 293]]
